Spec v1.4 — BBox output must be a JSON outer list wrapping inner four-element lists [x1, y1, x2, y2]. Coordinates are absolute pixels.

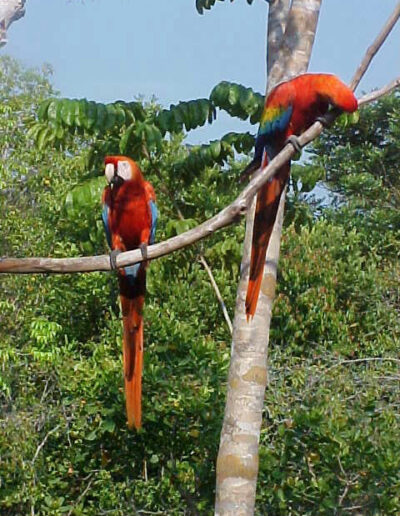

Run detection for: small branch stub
[[0, 0, 26, 46]]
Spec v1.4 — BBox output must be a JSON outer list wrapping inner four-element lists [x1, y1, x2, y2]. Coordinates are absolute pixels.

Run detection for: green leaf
[[65, 176, 106, 217], [47, 99, 62, 124], [85, 101, 98, 130], [61, 99, 76, 127], [101, 419, 116, 433], [75, 99, 88, 128], [37, 127, 53, 150], [37, 98, 53, 122], [86, 430, 97, 441], [119, 123, 136, 154], [95, 103, 108, 131], [210, 81, 263, 121]]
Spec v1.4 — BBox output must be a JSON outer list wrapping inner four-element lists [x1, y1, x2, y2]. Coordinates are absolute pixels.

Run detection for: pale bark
[[215, 1, 400, 514], [266, 0, 290, 76], [215, 1, 322, 515], [0, 0, 26, 46]]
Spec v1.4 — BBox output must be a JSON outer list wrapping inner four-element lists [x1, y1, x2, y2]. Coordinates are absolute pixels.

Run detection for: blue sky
[[3, 0, 399, 142]]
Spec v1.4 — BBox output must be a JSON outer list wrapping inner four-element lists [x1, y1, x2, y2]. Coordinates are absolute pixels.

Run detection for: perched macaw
[[243, 73, 358, 319], [102, 155, 157, 429]]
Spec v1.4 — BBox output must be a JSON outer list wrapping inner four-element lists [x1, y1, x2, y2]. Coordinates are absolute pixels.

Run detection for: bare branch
[[67, 473, 96, 516], [350, 3, 400, 91], [152, 160, 233, 334], [31, 424, 61, 464], [0, 85, 398, 276], [199, 255, 233, 334], [358, 76, 400, 106]]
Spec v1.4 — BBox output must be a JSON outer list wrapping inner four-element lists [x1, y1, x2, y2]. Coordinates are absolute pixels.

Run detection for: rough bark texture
[[0, 0, 26, 46], [215, 1, 322, 514], [266, 0, 290, 76]]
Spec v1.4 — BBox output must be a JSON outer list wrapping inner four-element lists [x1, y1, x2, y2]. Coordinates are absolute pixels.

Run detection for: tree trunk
[[215, 1, 322, 514], [0, 0, 26, 46]]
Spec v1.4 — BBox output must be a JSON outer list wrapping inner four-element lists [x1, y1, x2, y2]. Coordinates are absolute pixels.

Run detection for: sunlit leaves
[[33, 82, 263, 169], [65, 176, 106, 217], [210, 81, 263, 122], [155, 98, 215, 134]]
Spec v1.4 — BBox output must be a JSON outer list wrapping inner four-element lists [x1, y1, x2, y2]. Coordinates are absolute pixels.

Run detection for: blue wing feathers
[[258, 104, 292, 137], [102, 204, 112, 248], [254, 104, 293, 162], [149, 200, 158, 245]]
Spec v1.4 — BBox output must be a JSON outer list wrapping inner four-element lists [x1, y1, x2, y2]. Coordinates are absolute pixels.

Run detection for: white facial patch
[[105, 163, 115, 183], [117, 160, 132, 181]]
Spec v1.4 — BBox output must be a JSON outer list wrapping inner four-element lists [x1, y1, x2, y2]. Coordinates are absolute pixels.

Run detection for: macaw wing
[[149, 200, 158, 245], [256, 103, 293, 160], [259, 103, 293, 137], [102, 203, 112, 248]]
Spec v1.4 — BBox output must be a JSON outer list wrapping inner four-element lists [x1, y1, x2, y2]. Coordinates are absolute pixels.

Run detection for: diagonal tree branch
[[350, 2, 400, 91], [0, 84, 398, 276]]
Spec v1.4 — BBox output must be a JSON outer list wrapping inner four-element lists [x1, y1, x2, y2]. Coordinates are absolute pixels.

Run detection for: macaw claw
[[315, 115, 333, 128], [139, 243, 148, 261], [285, 135, 302, 153], [109, 249, 121, 270]]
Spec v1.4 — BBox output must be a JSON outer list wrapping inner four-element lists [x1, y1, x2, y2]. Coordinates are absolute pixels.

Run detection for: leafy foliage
[[311, 92, 400, 256], [195, 0, 261, 15], [210, 81, 263, 123], [29, 81, 262, 176], [1, 57, 400, 515]]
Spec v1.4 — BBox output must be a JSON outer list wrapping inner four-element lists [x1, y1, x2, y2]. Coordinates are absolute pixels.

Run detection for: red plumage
[[245, 74, 358, 319], [102, 156, 156, 429]]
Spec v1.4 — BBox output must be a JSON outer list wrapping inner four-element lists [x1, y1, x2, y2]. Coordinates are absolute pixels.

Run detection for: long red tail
[[118, 268, 146, 429], [245, 162, 290, 319]]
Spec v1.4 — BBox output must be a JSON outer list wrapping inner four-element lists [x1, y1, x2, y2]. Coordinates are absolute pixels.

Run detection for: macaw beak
[[110, 174, 124, 187]]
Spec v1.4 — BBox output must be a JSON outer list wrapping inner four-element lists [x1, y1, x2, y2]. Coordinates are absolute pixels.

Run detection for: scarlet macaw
[[102, 155, 157, 429], [243, 73, 358, 319]]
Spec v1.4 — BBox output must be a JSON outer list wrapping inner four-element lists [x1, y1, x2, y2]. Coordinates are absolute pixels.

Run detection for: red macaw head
[[104, 156, 143, 186]]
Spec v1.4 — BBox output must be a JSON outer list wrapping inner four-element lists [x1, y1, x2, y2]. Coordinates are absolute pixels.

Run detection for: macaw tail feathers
[[245, 162, 290, 319], [119, 269, 146, 430]]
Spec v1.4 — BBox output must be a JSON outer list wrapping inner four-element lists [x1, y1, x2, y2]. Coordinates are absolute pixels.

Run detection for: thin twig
[[350, 3, 400, 90], [67, 473, 96, 516], [31, 424, 61, 464], [307, 357, 400, 389], [358, 76, 400, 106], [0, 83, 399, 276], [198, 255, 233, 334], [149, 157, 233, 334]]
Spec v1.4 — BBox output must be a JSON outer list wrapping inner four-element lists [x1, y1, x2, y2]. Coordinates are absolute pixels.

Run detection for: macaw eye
[[117, 161, 132, 181], [105, 163, 115, 183]]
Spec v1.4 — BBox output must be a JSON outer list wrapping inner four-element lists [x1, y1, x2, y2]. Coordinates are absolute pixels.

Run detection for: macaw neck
[[109, 177, 146, 204]]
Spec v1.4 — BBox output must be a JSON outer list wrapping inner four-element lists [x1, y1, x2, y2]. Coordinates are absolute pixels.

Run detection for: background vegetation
[[0, 56, 399, 515]]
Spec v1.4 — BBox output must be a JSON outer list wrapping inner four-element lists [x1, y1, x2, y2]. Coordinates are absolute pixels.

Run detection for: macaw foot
[[285, 135, 302, 153], [139, 243, 148, 261], [109, 249, 121, 270], [315, 115, 332, 128]]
